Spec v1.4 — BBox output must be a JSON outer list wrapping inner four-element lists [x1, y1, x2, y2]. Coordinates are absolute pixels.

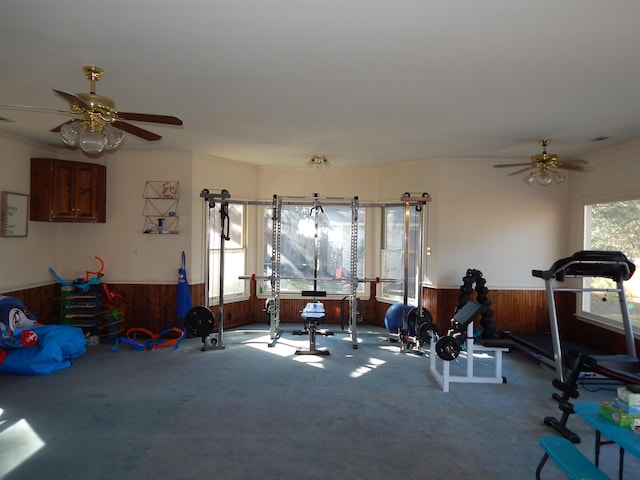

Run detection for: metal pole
[[350, 196, 359, 348], [415, 201, 424, 327], [402, 195, 410, 335], [217, 191, 230, 348]]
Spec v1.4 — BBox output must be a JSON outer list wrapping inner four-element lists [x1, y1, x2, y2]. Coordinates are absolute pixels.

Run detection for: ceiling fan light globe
[[523, 172, 536, 185], [60, 120, 82, 147], [104, 124, 125, 150], [79, 129, 105, 154], [553, 172, 566, 184], [536, 170, 553, 186]]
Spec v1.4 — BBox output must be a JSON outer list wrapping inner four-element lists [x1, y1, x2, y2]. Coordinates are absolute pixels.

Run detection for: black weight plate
[[417, 321, 439, 344], [408, 307, 433, 325], [435, 336, 461, 361], [184, 306, 215, 337]]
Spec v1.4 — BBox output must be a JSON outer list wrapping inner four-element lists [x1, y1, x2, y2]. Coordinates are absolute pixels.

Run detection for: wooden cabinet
[[30, 158, 106, 223]]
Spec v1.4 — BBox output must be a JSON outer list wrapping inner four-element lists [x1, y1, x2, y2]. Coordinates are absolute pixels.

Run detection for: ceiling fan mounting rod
[[83, 65, 104, 95]]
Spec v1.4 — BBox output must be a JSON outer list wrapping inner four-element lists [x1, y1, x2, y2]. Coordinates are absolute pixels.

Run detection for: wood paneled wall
[[5, 282, 637, 354]]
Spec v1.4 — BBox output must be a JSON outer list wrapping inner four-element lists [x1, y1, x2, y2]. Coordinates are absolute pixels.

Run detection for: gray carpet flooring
[[0, 324, 637, 479]]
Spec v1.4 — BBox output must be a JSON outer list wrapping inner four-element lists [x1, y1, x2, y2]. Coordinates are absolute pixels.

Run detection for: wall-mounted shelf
[[143, 181, 179, 234]]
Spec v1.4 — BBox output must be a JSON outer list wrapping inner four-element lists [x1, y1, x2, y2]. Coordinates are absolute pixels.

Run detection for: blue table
[[574, 402, 640, 480]]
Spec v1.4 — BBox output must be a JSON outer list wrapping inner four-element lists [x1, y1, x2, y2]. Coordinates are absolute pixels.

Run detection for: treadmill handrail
[[532, 250, 635, 282]]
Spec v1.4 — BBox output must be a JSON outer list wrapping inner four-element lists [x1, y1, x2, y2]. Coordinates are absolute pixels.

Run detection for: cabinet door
[[74, 163, 106, 222], [30, 158, 107, 223], [50, 161, 76, 221]]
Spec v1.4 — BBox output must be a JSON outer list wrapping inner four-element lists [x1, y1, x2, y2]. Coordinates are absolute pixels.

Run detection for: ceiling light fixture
[[60, 114, 125, 155], [523, 167, 565, 186], [308, 155, 330, 170], [57, 66, 126, 155]]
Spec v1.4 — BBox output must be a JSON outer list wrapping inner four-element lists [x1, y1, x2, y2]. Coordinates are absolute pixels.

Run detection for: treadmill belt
[[505, 332, 601, 368]]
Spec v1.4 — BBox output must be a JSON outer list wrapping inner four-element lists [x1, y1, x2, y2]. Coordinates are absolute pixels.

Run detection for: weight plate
[[417, 321, 439, 344], [184, 306, 215, 337], [435, 336, 461, 361]]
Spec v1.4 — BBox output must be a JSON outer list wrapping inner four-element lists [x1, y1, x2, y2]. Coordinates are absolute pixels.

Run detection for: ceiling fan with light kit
[[493, 139, 594, 186], [0, 65, 183, 155]]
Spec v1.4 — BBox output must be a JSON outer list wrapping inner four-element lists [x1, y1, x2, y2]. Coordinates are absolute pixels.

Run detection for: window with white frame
[[380, 205, 420, 304], [208, 202, 246, 303], [261, 204, 365, 295], [582, 197, 640, 333]]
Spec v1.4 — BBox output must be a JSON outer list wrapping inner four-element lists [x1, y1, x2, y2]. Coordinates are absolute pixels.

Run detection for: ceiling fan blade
[[493, 163, 533, 168], [112, 120, 162, 141], [53, 89, 90, 110], [508, 166, 535, 176], [560, 158, 589, 165], [117, 112, 183, 125], [49, 119, 75, 133], [556, 164, 595, 172], [0, 103, 69, 114]]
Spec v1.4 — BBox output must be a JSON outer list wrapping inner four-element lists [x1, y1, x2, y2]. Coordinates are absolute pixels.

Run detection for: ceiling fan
[[493, 139, 594, 186], [0, 65, 182, 155]]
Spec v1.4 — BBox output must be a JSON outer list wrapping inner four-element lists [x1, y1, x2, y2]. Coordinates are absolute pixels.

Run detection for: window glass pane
[[583, 199, 640, 329], [262, 204, 365, 294], [209, 249, 246, 299], [381, 205, 419, 303], [209, 203, 246, 300]]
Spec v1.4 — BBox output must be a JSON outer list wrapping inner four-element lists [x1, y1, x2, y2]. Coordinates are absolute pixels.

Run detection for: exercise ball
[[384, 302, 415, 335]]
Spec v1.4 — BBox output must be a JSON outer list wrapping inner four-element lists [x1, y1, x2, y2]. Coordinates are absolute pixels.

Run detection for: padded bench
[[536, 435, 611, 480]]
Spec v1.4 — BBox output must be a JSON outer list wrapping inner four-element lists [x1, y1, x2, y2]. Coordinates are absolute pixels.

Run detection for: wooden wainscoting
[[3, 283, 59, 323], [4, 283, 636, 354], [421, 287, 571, 339]]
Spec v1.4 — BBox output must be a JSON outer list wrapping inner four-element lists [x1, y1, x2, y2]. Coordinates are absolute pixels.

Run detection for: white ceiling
[[2, 0, 640, 168]]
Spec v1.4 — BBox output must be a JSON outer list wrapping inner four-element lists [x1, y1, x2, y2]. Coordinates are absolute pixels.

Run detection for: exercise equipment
[[239, 192, 428, 351], [385, 302, 415, 336], [386, 193, 436, 354], [531, 250, 636, 382], [291, 195, 334, 355], [340, 296, 365, 331], [530, 250, 639, 442], [456, 268, 497, 339], [190, 188, 231, 351], [184, 306, 216, 350], [258, 193, 363, 349], [429, 300, 508, 392], [294, 300, 332, 355]]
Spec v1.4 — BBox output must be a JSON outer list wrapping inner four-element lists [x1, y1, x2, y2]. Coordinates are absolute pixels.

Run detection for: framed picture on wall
[[1, 191, 29, 237]]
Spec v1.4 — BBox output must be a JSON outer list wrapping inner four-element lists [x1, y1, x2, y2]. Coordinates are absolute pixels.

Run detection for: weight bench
[[294, 293, 333, 356], [536, 435, 611, 480], [429, 301, 509, 392]]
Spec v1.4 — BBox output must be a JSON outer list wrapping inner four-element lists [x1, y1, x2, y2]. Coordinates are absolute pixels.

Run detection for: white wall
[[3, 132, 637, 294], [0, 136, 61, 290], [371, 157, 569, 289], [435, 158, 570, 288], [256, 165, 375, 200], [53, 151, 195, 285]]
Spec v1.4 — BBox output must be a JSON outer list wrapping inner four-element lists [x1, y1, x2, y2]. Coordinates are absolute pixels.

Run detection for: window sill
[[576, 311, 640, 337]]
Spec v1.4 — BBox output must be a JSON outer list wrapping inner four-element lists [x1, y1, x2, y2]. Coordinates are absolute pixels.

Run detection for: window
[[582, 198, 640, 333], [380, 205, 421, 304], [208, 202, 246, 303], [261, 203, 365, 295]]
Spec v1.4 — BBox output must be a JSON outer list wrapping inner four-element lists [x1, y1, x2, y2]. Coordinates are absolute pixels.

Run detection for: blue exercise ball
[[384, 302, 415, 336]]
